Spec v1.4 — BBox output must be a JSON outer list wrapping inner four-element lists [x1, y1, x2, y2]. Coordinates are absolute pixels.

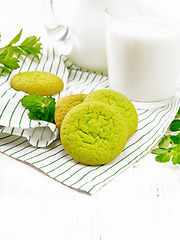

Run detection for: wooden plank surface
[[1, 0, 180, 239], [0, 151, 180, 240]]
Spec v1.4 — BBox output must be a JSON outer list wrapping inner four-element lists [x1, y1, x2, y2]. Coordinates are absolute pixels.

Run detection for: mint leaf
[[0, 65, 11, 76], [155, 152, 172, 163], [155, 145, 180, 165], [170, 133, 180, 144], [177, 107, 180, 117], [0, 29, 42, 74], [171, 145, 180, 165], [20, 94, 44, 109], [42, 96, 56, 122], [8, 29, 22, 45], [158, 135, 171, 148], [1, 55, 20, 70], [170, 119, 180, 132], [0, 66, 10, 72], [152, 113, 180, 165], [19, 36, 42, 61], [20, 94, 55, 123], [0, 47, 8, 60], [151, 148, 169, 155], [9, 46, 27, 56]]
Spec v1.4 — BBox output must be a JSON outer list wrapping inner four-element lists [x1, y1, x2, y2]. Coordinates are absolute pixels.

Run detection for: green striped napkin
[[0, 40, 179, 194]]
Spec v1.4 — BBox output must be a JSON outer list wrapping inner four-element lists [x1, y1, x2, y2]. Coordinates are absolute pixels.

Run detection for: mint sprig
[[20, 94, 55, 123], [0, 29, 42, 76], [151, 107, 180, 165]]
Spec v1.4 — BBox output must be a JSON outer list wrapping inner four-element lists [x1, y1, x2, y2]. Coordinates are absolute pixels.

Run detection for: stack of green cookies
[[55, 89, 138, 166], [10, 71, 138, 166]]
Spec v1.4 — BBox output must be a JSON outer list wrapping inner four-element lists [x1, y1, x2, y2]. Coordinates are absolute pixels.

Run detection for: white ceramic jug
[[44, 0, 129, 74]]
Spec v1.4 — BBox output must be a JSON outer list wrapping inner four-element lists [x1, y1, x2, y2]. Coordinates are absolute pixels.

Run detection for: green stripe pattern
[[0, 40, 179, 194]]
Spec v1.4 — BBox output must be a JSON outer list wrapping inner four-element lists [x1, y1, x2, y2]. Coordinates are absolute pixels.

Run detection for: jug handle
[[43, 0, 73, 54]]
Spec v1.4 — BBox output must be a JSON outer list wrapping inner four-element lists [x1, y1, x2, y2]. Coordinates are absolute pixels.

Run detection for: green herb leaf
[[177, 107, 180, 117], [0, 47, 8, 60], [0, 29, 42, 75], [155, 152, 172, 163], [19, 36, 42, 61], [1, 55, 20, 70], [0, 66, 10, 72], [170, 133, 180, 145], [170, 119, 180, 132], [158, 135, 171, 148], [20, 94, 56, 123], [9, 46, 27, 56], [171, 145, 180, 165], [0, 72, 5, 76], [151, 109, 180, 165], [151, 148, 169, 155], [8, 29, 22, 46], [20, 94, 44, 109]]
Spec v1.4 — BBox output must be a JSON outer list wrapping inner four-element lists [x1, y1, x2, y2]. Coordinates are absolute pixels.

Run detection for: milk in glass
[[106, 4, 180, 104]]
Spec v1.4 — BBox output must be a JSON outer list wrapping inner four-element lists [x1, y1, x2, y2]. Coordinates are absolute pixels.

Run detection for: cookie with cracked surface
[[84, 89, 138, 138], [10, 71, 64, 95], [55, 94, 88, 130], [60, 101, 128, 165]]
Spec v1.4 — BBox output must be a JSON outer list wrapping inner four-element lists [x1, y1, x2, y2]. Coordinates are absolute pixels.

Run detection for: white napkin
[[0, 40, 179, 194]]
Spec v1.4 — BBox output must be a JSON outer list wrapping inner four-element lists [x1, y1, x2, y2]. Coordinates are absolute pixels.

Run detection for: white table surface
[[1, 0, 180, 240]]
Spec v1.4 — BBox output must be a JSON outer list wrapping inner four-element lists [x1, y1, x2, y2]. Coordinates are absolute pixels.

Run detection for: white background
[[1, 0, 180, 240]]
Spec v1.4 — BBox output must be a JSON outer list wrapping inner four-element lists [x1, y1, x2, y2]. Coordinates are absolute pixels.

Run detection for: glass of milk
[[105, 2, 180, 109]]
